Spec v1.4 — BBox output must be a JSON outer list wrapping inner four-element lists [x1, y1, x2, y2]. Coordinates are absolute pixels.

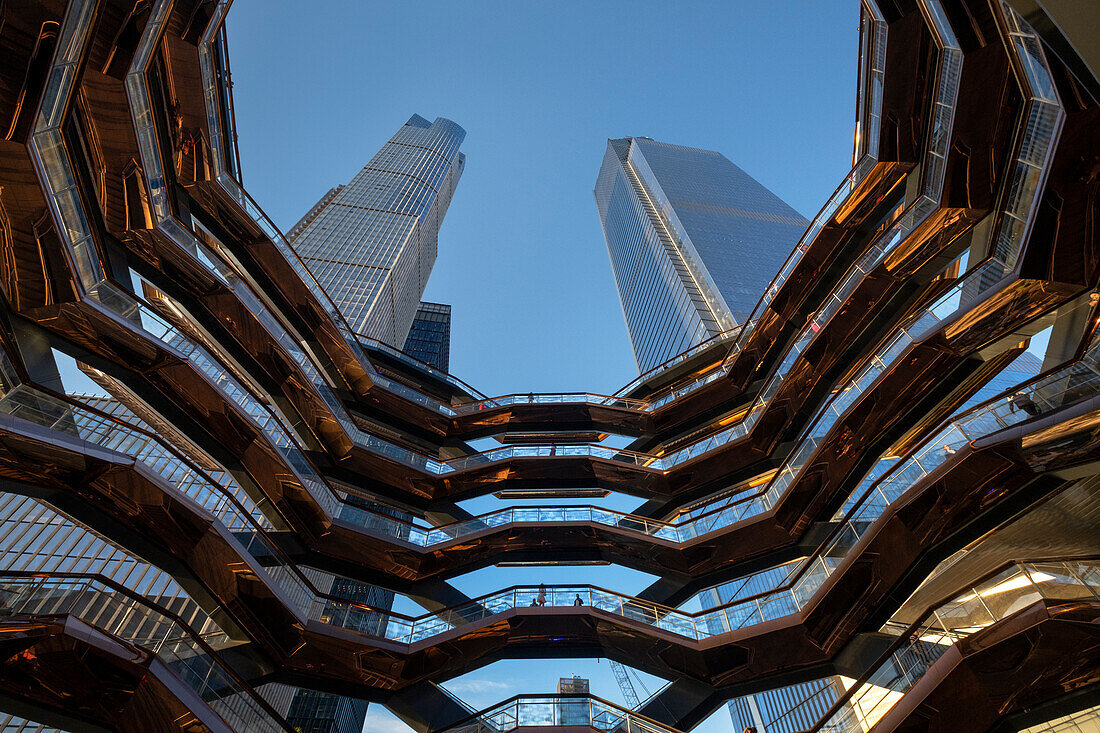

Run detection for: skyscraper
[[402, 301, 452, 371], [285, 116, 463, 732], [290, 114, 465, 347], [595, 137, 808, 372]]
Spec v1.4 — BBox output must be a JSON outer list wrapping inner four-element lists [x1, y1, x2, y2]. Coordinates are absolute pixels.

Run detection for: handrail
[[614, 326, 743, 398], [120, 329, 1100, 560], [321, 360, 1100, 639], [0, 381, 427, 626], [440, 693, 680, 733], [196, 3, 383, 388], [736, 1, 1064, 531], [15, 325, 1091, 646], [688, 337, 1100, 622], [723, 0, 887, 370], [0, 569, 294, 733], [373, 344, 1097, 636], [28, 0, 388, 552], [807, 554, 1100, 732], [356, 334, 488, 400], [5, 384, 272, 530]]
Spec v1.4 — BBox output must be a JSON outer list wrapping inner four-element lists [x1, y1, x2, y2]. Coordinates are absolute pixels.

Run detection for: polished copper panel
[[872, 600, 1100, 732]]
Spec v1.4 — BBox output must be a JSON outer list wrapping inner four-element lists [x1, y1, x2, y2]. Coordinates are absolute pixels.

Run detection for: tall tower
[[284, 116, 462, 733], [290, 114, 465, 347], [595, 137, 808, 372]]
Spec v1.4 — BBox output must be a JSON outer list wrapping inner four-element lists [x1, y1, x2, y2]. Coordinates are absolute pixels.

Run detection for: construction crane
[[609, 660, 654, 709]]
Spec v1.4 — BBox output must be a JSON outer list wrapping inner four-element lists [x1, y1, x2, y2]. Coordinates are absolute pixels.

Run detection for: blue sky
[[225, 1, 857, 729]]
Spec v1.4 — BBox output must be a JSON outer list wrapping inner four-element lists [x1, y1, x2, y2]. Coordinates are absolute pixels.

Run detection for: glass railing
[[367, 316, 739, 415], [11, 364, 1092, 655], [439, 442, 671, 473], [639, 345, 1100, 648], [746, 0, 960, 429], [356, 334, 487, 401], [754, 0, 1063, 518], [726, 157, 875, 370], [814, 558, 1100, 733], [0, 383, 318, 614], [853, 1, 887, 165], [0, 385, 269, 532], [449, 349, 739, 416], [726, 3, 886, 370], [643, 363, 729, 411], [0, 572, 291, 733], [341, 504, 687, 548], [399, 338, 1099, 642], [128, 0, 475, 474], [306, 562, 876, 644], [9, 347, 1093, 657], [30, 0, 361, 525], [454, 392, 648, 413], [338, 330, 1100, 547], [363, 335, 731, 417], [865, 355, 1099, 520], [760, 257, 1038, 513], [650, 252, 998, 477], [614, 327, 742, 398], [442, 695, 679, 733], [312, 584, 702, 643], [764, 345, 1100, 626]]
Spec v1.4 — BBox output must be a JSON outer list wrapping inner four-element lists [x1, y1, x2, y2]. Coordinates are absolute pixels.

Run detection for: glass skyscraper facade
[[402, 301, 452, 371], [595, 137, 808, 372], [290, 115, 465, 347], [286, 692, 367, 733]]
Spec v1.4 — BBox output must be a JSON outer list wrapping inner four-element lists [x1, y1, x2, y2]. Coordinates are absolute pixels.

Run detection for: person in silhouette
[[1011, 391, 1040, 416], [573, 593, 584, 606]]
